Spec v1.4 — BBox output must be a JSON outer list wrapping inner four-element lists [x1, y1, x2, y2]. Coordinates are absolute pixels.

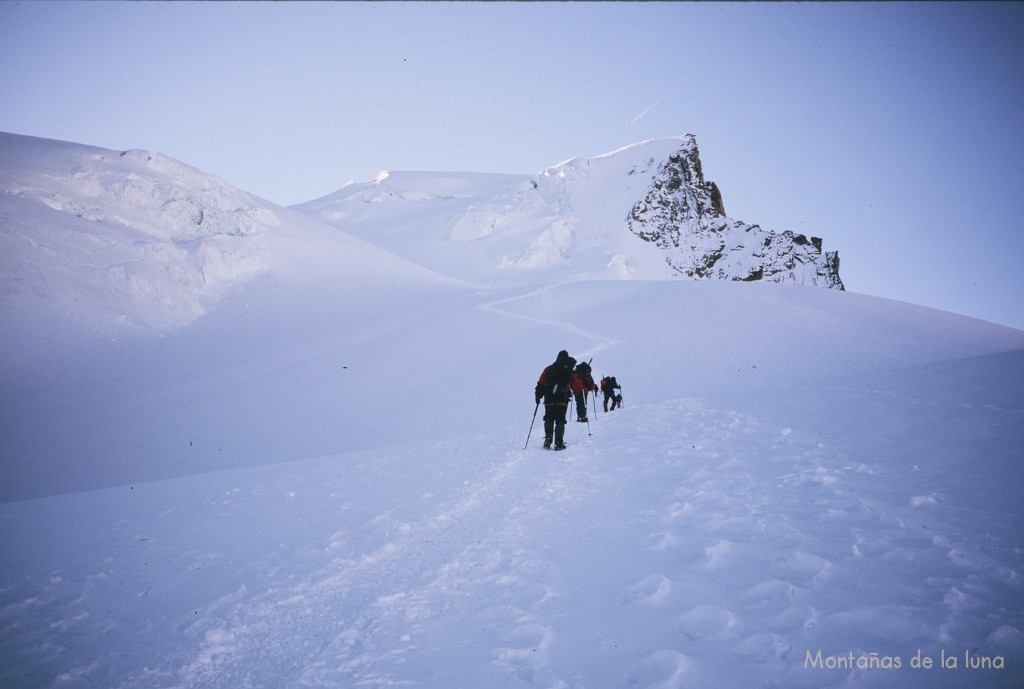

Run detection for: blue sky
[[2, 2, 1023, 330]]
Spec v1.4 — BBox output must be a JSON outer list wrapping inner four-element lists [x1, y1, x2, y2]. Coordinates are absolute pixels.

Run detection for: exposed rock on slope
[[624, 136, 843, 288]]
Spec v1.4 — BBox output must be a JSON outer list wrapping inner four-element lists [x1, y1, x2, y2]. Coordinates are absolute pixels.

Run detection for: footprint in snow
[[491, 621, 555, 682], [768, 549, 832, 586], [646, 531, 681, 551], [624, 574, 674, 606], [674, 604, 741, 640], [628, 649, 693, 689]]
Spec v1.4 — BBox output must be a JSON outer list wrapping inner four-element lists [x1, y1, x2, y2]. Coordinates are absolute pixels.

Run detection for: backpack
[[575, 360, 595, 389], [543, 357, 575, 400]]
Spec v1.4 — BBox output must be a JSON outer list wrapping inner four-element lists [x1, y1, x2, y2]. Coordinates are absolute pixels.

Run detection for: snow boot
[[554, 441, 567, 451], [577, 416, 588, 423], [543, 434, 553, 449]]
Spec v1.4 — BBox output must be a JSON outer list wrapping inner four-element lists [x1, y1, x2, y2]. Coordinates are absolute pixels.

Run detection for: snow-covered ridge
[[297, 135, 844, 287], [1, 133, 457, 336], [1, 130, 847, 337], [297, 170, 530, 216], [1, 134, 279, 243]]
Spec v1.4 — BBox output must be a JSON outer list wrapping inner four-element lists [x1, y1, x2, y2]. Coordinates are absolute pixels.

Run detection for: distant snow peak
[[625, 136, 844, 289], [292, 135, 845, 289], [480, 135, 844, 288]]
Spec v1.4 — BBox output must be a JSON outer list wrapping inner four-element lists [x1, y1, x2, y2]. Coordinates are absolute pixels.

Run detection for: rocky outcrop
[[626, 136, 844, 289]]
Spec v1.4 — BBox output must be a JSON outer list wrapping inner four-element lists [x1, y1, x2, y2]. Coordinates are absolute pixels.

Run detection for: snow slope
[[0, 132, 452, 342], [3, 280, 1023, 689], [0, 132, 276, 334], [2, 134, 1024, 688]]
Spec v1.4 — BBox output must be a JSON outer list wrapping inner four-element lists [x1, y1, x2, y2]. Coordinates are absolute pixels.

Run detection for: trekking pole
[[524, 401, 540, 449], [579, 392, 592, 437]]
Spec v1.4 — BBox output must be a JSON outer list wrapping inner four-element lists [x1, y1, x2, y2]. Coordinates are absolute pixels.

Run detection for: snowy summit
[[1, 131, 1022, 689]]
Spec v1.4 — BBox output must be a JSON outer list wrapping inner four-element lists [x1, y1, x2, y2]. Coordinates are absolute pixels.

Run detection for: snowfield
[[2, 134, 1023, 688]]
